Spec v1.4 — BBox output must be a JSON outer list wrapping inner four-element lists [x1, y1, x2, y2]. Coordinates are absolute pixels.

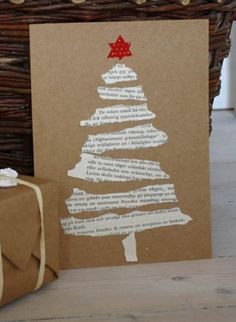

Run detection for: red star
[[107, 35, 132, 60]]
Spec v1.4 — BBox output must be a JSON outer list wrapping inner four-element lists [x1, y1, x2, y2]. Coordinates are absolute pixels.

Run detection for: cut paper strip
[[101, 64, 137, 84], [60, 207, 192, 236], [68, 153, 170, 182], [65, 183, 177, 214], [61, 207, 192, 263], [122, 233, 138, 262], [97, 86, 147, 101], [81, 123, 168, 154], [80, 104, 155, 127]]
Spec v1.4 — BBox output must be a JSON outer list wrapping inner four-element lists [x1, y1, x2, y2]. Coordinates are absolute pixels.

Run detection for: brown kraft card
[[30, 20, 211, 269]]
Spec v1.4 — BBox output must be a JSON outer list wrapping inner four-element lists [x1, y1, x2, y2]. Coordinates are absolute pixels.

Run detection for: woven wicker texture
[[0, 0, 236, 174]]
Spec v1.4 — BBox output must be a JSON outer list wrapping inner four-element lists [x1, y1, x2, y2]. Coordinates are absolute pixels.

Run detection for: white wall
[[213, 22, 236, 110]]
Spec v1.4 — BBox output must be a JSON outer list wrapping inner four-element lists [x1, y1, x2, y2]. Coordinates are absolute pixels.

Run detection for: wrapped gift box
[[0, 176, 59, 307]]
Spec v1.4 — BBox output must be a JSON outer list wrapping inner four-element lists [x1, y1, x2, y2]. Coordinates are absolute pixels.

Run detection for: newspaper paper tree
[[61, 36, 192, 262]]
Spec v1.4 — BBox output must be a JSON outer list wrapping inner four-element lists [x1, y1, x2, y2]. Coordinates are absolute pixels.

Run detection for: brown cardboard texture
[[30, 20, 211, 269], [0, 176, 59, 307]]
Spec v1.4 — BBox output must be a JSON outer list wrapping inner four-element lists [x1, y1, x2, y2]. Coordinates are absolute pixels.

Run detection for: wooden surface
[[1, 111, 236, 322]]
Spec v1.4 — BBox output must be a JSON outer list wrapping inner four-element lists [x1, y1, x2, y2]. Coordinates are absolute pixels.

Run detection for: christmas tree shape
[[61, 36, 192, 262]]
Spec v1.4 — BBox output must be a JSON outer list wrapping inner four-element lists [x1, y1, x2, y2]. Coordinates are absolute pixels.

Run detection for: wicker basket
[[0, 0, 236, 175]]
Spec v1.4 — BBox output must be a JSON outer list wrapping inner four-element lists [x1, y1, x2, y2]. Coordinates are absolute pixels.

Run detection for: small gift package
[[0, 169, 59, 307]]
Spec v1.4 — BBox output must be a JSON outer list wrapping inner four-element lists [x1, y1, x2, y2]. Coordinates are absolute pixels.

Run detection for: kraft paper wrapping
[[0, 176, 59, 307]]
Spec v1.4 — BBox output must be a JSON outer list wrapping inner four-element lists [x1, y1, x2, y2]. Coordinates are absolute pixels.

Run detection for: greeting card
[[30, 20, 211, 269]]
